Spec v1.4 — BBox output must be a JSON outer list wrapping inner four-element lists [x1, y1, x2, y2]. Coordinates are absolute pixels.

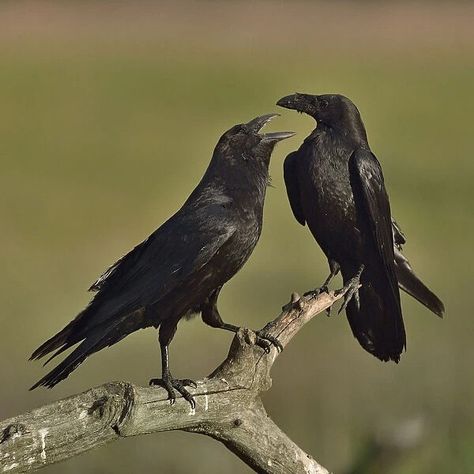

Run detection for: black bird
[[277, 93, 444, 362], [30, 114, 294, 406]]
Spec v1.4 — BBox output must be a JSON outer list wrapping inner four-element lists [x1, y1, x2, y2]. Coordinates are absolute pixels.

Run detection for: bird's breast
[[299, 143, 362, 261]]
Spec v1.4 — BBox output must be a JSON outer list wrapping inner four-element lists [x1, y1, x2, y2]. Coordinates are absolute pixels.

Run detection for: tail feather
[[30, 309, 147, 389], [31, 301, 109, 363], [30, 332, 105, 390], [395, 249, 445, 318], [29, 316, 84, 361], [42, 343, 76, 367], [345, 269, 406, 363]]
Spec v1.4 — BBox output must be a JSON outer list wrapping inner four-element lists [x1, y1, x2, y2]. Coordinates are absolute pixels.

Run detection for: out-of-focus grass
[[0, 3, 473, 473]]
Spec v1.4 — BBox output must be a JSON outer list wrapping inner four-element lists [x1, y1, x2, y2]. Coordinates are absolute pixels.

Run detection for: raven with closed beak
[[277, 93, 443, 362], [30, 114, 294, 406]]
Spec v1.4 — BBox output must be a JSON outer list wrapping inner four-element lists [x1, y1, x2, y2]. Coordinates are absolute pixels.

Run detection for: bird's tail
[[30, 306, 145, 389], [345, 267, 406, 363], [395, 249, 445, 318], [30, 331, 107, 389], [29, 316, 136, 390], [30, 311, 87, 362]]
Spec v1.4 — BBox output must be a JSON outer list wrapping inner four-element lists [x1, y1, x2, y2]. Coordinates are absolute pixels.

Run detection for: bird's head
[[277, 93, 367, 141], [215, 114, 295, 165]]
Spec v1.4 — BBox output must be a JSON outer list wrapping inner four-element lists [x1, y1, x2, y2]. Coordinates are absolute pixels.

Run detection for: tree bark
[[0, 289, 343, 474]]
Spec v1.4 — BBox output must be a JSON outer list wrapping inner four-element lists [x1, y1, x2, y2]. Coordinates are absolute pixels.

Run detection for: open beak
[[246, 113, 295, 143]]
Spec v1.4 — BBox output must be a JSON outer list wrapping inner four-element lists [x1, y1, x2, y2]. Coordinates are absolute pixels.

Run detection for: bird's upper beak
[[245, 113, 295, 143], [276, 93, 312, 113]]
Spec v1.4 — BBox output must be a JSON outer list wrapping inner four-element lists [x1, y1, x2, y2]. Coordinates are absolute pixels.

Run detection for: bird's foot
[[255, 330, 284, 353], [336, 265, 364, 314], [304, 285, 332, 316], [303, 284, 330, 298], [149, 375, 197, 409]]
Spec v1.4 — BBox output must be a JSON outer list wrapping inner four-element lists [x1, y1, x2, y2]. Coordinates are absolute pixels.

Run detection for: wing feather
[[350, 148, 400, 308], [94, 204, 235, 315], [283, 151, 306, 226]]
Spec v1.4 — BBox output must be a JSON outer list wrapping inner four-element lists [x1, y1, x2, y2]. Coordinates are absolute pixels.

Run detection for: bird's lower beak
[[260, 131, 296, 143], [246, 113, 295, 143]]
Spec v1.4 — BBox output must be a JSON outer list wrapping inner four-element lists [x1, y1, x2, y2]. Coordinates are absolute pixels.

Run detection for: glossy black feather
[[30, 116, 293, 388], [349, 149, 401, 309], [348, 149, 405, 360], [284, 151, 306, 226], [392, 220, 445, 317], [278, 93, 442, 362]]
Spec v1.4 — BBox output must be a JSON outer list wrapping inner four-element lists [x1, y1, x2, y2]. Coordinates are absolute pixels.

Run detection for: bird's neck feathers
[[314, 113, 369, 148], [224, 158, 270, 200], [201, 150, 270, 203]]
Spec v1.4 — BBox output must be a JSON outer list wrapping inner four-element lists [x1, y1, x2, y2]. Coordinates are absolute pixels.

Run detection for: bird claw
[[303, 284, 330, 299], [336, 265, 364, 315], [304, 284, 333, 315], [255, 331, 283, 353], [337, 286, 360, 315], [149, 376, 197, 409]]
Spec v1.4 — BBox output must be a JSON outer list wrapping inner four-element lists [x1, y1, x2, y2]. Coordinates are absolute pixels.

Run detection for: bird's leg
[[323, 259, 341, 292], [201, 287, 283, 353], [304, 259, 340, 316], [149, 321, 197, 409], [305, 259, 340, 298], [336, 264, 365, 315], [201, 287, 240, 332]]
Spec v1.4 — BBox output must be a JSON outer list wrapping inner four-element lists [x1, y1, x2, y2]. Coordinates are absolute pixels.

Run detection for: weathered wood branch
[[0, 290, 344, 474]]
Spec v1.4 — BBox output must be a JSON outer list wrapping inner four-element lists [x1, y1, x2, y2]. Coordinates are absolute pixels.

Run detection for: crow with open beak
[[30, 114, 294, 407]]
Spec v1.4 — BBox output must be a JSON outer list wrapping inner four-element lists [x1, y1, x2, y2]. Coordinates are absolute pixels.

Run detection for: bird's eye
[[320, 99, 329, 109]]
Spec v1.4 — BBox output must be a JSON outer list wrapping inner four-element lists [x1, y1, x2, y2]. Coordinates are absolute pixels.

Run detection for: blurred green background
[[1, 1, 473, 473]]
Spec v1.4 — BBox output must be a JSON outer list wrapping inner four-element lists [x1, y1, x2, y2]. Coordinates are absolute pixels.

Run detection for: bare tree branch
[[0, 290, 343, 474]]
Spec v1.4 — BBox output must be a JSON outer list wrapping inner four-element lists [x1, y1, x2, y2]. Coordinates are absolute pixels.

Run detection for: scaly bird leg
[[336, 264, 365, 315], [149, 322, 197, 408], [305, 259, 340, 316], [202, 287, 283, 353], [305, 259, 340, 297]]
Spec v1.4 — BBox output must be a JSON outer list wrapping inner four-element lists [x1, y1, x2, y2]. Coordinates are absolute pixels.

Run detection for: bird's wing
[[88, 203, 237, 321], [89, 239, 149, 292], [346, 149, 406, 361], [30, 202, 237, 364], [283, 151, 306, 225], [349, 148, 400, 304]]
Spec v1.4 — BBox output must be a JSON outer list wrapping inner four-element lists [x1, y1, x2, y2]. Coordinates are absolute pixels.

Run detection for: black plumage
[[392, 218, 444, 317], [30, 114, 294, 405], [277, 93, 444, 362]]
